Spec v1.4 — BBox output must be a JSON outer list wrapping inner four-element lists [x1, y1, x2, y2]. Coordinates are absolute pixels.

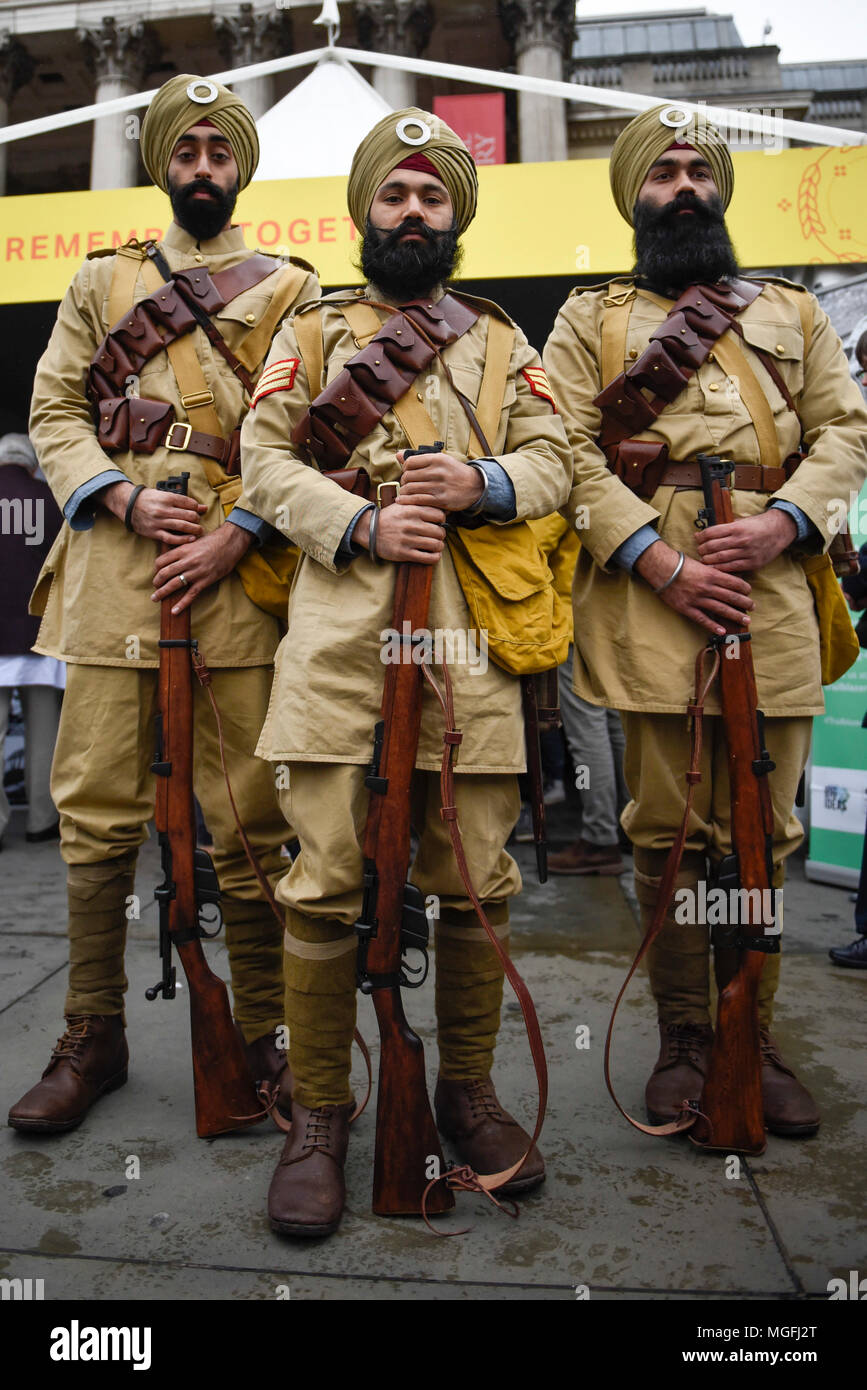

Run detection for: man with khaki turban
[[545, 104, 867, 1139], [8, 75, 319, 1135], [241, 107, 572, 1236]]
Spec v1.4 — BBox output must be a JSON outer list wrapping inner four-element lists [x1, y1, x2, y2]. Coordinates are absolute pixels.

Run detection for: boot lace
[[302, 1107, 337, 1152], [664, 1022, 711, 1066], [50, 1017, 93, 1060], [759, 1029, 794, 1075], [464, 1080, 506, 1121]]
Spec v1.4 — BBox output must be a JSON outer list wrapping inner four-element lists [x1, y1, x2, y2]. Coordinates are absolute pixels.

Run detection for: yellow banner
[[1, 144, 864, 304]]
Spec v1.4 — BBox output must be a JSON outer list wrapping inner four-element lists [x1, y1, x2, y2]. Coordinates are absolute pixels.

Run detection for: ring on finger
[[178, 573, 189, 589]]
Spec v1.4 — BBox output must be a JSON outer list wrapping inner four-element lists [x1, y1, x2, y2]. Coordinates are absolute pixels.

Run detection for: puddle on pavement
[[38, 1228, 81, 1254]]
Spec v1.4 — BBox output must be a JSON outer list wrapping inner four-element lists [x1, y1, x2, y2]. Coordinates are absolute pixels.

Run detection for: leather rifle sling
[[234, 262, 311, 375]]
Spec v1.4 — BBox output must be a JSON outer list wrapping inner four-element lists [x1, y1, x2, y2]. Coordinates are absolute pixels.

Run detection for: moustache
[[174, 178, 222, 202], [376, 219, 441, 250]]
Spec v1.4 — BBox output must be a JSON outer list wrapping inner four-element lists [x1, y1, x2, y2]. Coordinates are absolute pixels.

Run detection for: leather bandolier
[[292, 294, 479, 469], [88, 249, 278, 468], [593, 276, 858, 682]]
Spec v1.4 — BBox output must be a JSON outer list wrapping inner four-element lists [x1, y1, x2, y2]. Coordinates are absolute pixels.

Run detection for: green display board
[[807, 484, 867, 888]]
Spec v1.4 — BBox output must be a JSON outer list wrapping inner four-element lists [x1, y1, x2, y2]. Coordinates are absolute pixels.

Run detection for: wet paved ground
[[1, 800, 865, 1309]]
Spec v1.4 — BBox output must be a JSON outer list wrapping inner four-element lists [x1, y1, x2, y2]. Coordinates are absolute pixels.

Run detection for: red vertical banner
[[433, 93, 506, 165]]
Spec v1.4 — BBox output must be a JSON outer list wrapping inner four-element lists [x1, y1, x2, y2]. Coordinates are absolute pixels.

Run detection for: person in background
[[829, 541, 867, 969], [0, 433, 64, 847]]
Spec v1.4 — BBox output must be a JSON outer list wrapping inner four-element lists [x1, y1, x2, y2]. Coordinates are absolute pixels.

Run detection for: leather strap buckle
[[165, 422, 192, 452], [377, 480, 400, 508], [180, 389, 216, 410]]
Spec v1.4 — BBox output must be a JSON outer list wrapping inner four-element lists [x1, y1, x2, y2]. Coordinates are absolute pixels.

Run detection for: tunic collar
[[162, 222, 248, 257]]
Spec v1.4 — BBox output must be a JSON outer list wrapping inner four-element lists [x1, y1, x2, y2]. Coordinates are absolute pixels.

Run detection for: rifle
[[521, 670, 561, 883], [690, 454, 781, 1156], [146, 471, 264, 1138], [354, 445, 455, 1218]]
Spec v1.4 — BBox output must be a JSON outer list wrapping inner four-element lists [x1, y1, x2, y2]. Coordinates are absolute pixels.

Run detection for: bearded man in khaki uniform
[[8, 75, 319, 1135], [544, 106, 867, 1136], [241, 109, 572, 1236]]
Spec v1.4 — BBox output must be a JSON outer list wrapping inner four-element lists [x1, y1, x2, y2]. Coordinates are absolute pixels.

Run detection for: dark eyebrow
[[173, 133, 232, 148], [649, 155, 712, 172], [378, 179, 446, 195]]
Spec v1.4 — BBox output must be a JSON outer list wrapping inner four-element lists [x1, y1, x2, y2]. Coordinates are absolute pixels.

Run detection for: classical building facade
[[0, 3, 864, 194]]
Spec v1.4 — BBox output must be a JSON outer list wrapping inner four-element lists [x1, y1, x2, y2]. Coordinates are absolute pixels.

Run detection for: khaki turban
[[348, 108, 478, 234], [140, 74, 259, 193], [610, 103, 734, 225]]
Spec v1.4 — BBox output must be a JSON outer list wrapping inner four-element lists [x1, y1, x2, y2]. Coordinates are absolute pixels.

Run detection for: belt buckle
[[377, 480, 400, 507], [166, 422, 192, 452]]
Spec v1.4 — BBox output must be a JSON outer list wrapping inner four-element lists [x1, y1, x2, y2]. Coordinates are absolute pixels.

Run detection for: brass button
[[245, 313, 256, 324], [194, 254, 204, 263], [355, 288, 364, 296], [396, 329, 402, 336], [708, 382, 719, 392], [776, 343, 785, 354], [416, 392, 423, 401], [375, 359, 381, 365], [708, 351, 715, 361], [628, 348, 638, 360]]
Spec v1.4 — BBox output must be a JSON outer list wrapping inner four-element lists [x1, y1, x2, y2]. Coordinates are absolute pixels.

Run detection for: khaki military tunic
[[544, 280, 867, 717], [241, 287, 573, 773], [29, 223, 319, 668]]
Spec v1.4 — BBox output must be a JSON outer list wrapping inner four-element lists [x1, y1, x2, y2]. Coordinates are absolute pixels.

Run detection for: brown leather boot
[[267, 1100, 352, 1237], [760, 1030, 820, 1137], [434, 1077, 544, 1193], [645, 1022, 713, 1126], [240, 1026, 294, 1120], [8, 1015, 128, 1133], [548, 837, 624, 876]]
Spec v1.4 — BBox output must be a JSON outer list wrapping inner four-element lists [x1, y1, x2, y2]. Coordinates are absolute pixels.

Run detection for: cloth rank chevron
[[251, 358, 301, 408], [521, 366, 557, 411]]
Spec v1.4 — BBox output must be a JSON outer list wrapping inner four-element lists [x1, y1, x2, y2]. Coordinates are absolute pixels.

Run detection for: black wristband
[[124, 484, 146, 532]]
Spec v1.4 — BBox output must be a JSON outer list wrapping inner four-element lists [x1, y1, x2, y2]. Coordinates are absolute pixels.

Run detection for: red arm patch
[[251, 357, 300, 408], [521, 366, 558, 412]]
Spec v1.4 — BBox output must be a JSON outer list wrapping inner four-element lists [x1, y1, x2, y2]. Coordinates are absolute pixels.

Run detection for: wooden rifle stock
[[147, 472, 263, 1138], [355, 451, 454, 1217], [691, 455, 779, 1156]]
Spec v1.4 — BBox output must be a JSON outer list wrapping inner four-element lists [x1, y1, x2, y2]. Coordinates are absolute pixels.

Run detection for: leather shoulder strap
[[338, 304, 440, 447], [139, 257, 224, 446]]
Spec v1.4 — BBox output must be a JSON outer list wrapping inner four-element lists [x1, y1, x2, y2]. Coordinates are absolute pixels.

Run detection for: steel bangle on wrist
[[124, 484, 146, 532], [367, 504, 380, 564], [464, 462, 491, 517], [653, 550, 685, 593]]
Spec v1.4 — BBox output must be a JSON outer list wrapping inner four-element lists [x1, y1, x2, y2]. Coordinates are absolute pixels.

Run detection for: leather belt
[[661, 461, 787, 493], [165, 421, 239, 470]]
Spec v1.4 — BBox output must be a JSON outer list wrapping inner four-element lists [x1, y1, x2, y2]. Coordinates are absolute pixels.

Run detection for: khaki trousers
[[51, 663, 287, 1033], [277, 763, 522, 1107], [621, 712, 812, 1026]]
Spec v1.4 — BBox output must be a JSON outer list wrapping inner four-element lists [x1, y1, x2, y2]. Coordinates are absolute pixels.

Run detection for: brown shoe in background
[[548, 837, 624, 876], [760, 1030, 820, 1137], [645, 1022, 713, 1126], [7, 1015, 128, 1133], [268, 1100, 352, 1237], [241, 1025, 294, 1120], [434, 1077, 545, 1193]]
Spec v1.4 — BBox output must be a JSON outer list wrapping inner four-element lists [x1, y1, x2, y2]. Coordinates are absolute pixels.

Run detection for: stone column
[[78, 18, 160, 189], [499, 0, 573, 163], [355, 0, 434, 109], [214, 4, 293, 121], [0, 32, 34, 196]]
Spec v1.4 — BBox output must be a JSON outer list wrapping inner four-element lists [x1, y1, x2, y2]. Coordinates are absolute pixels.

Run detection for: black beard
[[359, 217, 462, 301], [168, 177, 238, 242], [632, 192, 740, 292]]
